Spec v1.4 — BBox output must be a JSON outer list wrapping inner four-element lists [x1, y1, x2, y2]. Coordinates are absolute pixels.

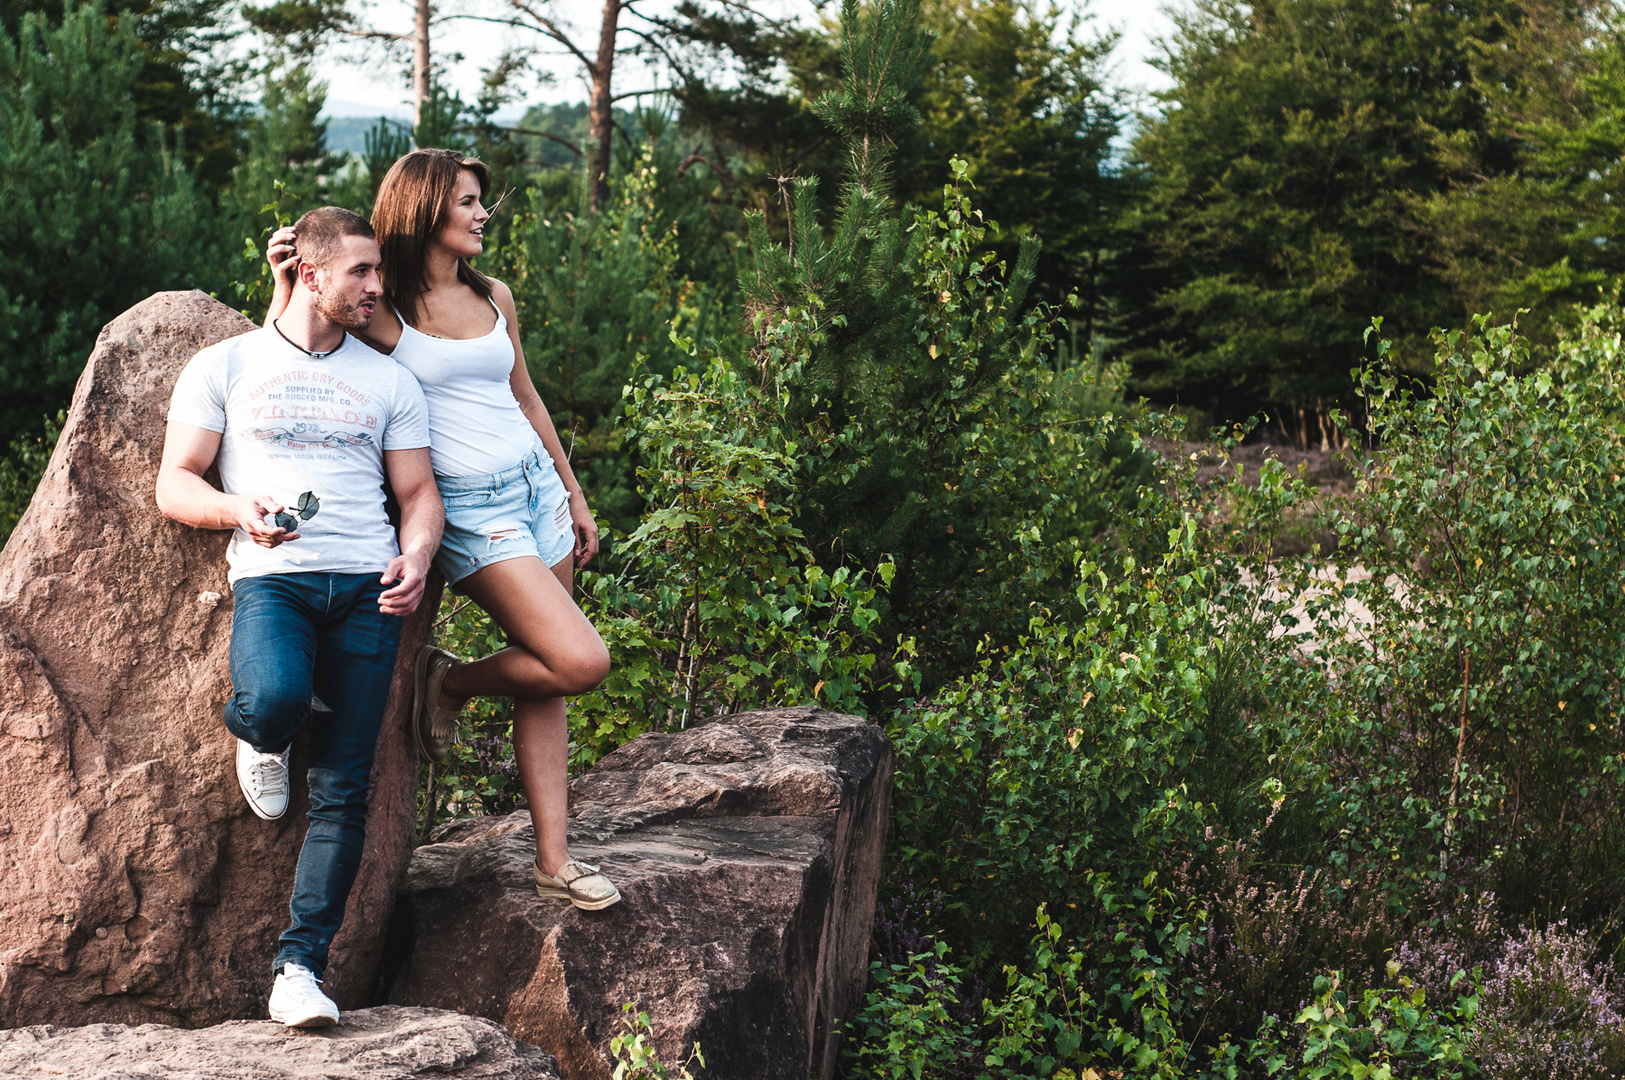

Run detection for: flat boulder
[[0, 1005, 559, 1078], [0, 291, 440, 1026], [384, 706, 893, 1080]]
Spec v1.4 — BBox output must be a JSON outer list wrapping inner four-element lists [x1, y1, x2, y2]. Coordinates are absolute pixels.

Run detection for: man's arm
[[378, 446, 443, 616], [155, 420, 298, 546]]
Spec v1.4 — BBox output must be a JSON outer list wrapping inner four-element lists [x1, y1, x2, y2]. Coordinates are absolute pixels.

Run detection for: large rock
[[0, 1005, 560, 1078], [384, 706, 892, 1080], [0, 291, 440, 1026]]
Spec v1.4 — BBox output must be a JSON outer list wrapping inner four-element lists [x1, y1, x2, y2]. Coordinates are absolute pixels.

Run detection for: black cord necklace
[[272, 319, 344, 359]]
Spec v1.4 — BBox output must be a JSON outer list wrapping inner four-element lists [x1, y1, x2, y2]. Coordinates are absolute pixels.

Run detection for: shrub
[[1172, 835, 1403, 1049], [568, 355, 889, 769], [1302, 312, 1625, 905], [885, 428, 1323, 960], [847, 901, 1203, 1080], [1239, 970, 1480, 1080], [421, 593, 523, 833], [0, 411, 61, 548], [1471, 923, 1625, 1079], [846, 942, 981, 1079], [609, 1002, 704, 1079]]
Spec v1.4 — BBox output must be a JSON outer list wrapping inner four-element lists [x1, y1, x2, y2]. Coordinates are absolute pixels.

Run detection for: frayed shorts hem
[[433, 441, 575, 588]]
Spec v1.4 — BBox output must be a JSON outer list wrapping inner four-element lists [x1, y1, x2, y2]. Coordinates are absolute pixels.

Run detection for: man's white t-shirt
[[168, 327, 431, 584]]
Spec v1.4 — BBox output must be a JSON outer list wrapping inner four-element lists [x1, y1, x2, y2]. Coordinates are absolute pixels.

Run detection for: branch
[[667, 0, 797, 29], [331, 26, 410, 41], [439, 5, 596, 71], [501, 125, 585, 156], [677, 152, 715, 177], [610, 87, 678, 102], [617, 25, 684, 69]]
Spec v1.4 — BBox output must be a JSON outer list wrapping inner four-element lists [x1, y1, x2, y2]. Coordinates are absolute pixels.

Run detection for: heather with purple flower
[[1470, 924, 1625, 1078]]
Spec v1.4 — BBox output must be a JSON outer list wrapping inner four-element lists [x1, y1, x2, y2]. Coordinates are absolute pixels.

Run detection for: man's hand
[[382, 446, 444, 617], [158, 421, 299, 542], [236, 494, 300, 547], [379, 550, 430, 616]]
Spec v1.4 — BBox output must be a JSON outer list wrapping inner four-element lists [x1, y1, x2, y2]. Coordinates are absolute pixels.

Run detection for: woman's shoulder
[[484, 276, 515, 305], [484, 277, 519, 322]]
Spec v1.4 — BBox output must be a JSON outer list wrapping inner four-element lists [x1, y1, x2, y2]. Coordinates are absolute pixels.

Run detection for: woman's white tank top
[[389, 298, 537, 478]]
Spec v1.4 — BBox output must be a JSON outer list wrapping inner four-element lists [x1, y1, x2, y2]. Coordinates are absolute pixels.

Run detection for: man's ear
[[295, 259, 321, 291]]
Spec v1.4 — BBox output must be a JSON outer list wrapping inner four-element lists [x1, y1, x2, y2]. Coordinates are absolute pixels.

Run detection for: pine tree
[[739, 0, 1046, 592], [740, 0, 932, 405], [1122, 0, 1554, 433], [5, 0, 247, 189], [600, 0, 1073, 701], [894, 0, 1123, 317], [1416, 0, 1625, 342], [0, 0, 212, 435], [674, 0, 1120, 331], [217, 62, 352, 321]]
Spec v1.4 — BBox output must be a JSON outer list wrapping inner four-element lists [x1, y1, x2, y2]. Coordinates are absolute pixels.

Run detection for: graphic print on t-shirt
[[245, 368, 380, 463], [168, 328, 431, 583]]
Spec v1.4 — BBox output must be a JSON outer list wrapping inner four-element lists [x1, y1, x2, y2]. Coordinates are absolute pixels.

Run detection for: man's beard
[[313, 279, 374, 331]]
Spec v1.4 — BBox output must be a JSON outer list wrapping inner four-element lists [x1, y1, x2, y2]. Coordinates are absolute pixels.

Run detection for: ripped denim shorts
[[433, 439, 574, 587]]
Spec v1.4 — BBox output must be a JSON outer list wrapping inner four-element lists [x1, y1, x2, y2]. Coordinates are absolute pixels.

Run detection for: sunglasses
[[274, 491, 320, 533]]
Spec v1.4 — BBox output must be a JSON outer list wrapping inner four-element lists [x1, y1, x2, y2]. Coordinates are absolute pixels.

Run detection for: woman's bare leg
[[441, 556, 607, 702], [511, 694, 570, 875], [441, 555, 608, 876]]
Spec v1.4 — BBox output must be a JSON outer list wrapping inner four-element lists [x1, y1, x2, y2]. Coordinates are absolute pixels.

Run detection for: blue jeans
[[222, 572, 403, 981]]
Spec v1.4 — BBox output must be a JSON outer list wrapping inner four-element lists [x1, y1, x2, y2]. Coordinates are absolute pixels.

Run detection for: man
[[155, 207, 443, 1028]]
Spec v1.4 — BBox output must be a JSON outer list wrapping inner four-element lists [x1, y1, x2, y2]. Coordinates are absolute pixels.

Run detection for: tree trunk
[[588, 0, 621, 212], [413, 0, 431, 134]]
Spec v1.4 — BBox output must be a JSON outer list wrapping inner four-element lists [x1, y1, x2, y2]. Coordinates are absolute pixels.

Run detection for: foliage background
[[14, 0, 1625, 1073]]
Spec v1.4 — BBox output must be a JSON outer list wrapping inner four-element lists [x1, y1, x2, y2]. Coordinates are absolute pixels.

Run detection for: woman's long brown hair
[[372, 148, 494, 324]]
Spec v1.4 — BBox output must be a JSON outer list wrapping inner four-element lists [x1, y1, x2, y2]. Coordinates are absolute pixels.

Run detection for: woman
[[264, 149, 619, 910]]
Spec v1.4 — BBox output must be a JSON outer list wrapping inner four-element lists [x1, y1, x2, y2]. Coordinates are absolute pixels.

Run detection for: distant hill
[[324, 115, 410, 155], [511, 103, 643, 167], [319, 103, 640, 163]]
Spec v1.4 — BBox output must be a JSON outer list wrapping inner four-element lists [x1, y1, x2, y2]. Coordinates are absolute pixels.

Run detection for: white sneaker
[[267, 962, 339, 1027], [236, 739, 290, 821]]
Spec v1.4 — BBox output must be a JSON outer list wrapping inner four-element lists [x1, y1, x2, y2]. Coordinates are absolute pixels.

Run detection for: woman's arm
[[490, 279, 600, 568], [263, 226, 296, 328]]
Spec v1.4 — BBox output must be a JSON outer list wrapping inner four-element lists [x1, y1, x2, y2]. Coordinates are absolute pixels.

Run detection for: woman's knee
[[565, 639, 612, 695], [521, 638, 609, 697]]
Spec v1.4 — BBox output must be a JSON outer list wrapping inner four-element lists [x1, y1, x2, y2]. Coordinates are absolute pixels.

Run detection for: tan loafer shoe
[[534, 859, 622, 911], [413, 645, 461, 763]]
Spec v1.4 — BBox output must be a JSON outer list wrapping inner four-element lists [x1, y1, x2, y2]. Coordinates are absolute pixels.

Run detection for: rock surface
[[384, 706, 893, 1080], [0, 1005, 560, 1078], [0, 291, 441, 1027]]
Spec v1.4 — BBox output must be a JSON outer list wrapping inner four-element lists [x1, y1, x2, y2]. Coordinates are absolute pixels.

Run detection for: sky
[[317, 0, 1178, 120]]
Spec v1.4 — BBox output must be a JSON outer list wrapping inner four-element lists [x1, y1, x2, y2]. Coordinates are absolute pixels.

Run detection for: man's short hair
[[291, 207, 375, 273]]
